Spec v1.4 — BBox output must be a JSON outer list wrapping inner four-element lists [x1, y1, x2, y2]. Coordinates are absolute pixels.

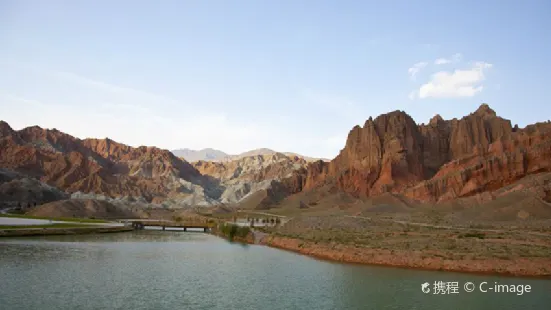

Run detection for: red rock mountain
[[0, 121, 203, 202], [2, 103, 549, 208], [302, 104, 551, 203]]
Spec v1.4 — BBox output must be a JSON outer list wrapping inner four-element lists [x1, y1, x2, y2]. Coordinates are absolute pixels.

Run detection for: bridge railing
[[128, 220, 216, 228]]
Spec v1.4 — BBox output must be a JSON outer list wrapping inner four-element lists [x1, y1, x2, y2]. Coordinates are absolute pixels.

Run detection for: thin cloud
[[0, 91, 44, 106], [408, 62, 428, 80], [50, 70, 181, 107], [434, 53, 462, 65], [1, 59, 185, 110]]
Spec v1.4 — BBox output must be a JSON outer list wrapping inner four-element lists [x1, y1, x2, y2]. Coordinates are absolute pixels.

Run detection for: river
[[0, 231, 550, 310]]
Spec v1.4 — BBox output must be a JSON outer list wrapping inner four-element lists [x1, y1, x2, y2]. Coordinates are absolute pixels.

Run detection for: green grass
[[0, 214, 109, 223], [0, 223, 99, 229]]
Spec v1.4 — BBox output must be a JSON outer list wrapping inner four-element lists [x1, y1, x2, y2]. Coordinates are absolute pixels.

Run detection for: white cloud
[[434, 53, 462, 65], [408, 62, 428, 80], [412, 62, 493, 99]]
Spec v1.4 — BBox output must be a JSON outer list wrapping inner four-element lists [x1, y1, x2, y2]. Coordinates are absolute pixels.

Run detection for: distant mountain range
[[171, 148, 229, 162], [172, 147, 328, 163], [2, 103, 550, 214]]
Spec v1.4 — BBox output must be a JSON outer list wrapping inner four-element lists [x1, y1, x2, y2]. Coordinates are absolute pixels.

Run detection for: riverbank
[[0, 225, 133, 237], [260, 235, 551, 278]]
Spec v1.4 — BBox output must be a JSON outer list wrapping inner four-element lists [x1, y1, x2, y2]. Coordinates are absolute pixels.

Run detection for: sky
[[1, 0, 550, 159]]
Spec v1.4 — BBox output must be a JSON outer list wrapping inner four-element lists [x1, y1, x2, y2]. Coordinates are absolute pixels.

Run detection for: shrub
[[458, 232, 485, 239], [219, 223, 250, 241]]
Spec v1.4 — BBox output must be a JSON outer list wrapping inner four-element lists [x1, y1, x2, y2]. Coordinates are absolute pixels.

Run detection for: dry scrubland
[[243, 175, 551, 276], [266, 215, 551, 261]]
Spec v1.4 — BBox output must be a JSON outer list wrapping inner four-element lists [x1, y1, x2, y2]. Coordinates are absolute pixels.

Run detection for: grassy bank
[[0, 213, 109, 223], [0, 223, 98, 229], [0, 225, 132, 237]]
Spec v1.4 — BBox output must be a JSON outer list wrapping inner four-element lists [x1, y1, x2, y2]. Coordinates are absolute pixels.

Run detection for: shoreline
[[0, 225, 133, 237], [260, 235, 551, 278]]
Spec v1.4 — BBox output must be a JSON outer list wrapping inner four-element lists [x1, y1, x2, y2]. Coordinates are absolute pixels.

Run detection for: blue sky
[[1, 0, 550, 159]]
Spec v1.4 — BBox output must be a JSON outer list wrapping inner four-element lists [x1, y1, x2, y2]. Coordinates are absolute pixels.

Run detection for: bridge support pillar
[[183, 227, 187, 232], [162, 226, 165, 231]]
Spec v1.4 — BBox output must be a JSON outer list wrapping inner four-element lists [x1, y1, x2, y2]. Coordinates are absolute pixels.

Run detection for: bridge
[[123, 219, 215, 232]]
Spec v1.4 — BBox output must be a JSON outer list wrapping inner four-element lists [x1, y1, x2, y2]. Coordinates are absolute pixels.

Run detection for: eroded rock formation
[[302, 104, 551, 203]]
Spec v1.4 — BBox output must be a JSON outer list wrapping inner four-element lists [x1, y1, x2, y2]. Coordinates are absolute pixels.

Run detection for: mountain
[[3, 103, 549, 211], [172, 148, 228, 162], [300, 103, 551, 204], [0, 122, 306, 209], [229, 148, 329, 162], [172, 147, 328, 163], [0, 121, 216, 206], [193, 152, 307, 208]]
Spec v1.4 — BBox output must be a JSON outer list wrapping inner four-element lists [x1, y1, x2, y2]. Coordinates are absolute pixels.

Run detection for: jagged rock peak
[[474, 103, 497, 117], [363, 117, 374, 128], [429, 114, 444, 126], [0, 120, 14, 135]]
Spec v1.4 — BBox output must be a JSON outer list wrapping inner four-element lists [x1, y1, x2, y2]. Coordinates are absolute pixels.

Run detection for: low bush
[[218, 223, 251, 241]]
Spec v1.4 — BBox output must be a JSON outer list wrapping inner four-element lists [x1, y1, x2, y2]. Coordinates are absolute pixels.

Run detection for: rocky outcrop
[[304, 111, 425, 196], [302, 104, 551, 203], [406, 121, 551, 202], [0, 122, 211, 205]]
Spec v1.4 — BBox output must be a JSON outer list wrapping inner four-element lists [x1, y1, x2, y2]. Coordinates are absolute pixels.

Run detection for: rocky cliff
[[302, 104, 551, 203]]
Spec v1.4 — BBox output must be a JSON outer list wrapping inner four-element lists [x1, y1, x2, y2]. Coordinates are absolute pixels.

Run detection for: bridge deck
[[128, 220, 215, 230]]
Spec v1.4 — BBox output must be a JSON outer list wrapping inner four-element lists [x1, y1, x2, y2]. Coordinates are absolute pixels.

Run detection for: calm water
[[1, 231, 550, 310]]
